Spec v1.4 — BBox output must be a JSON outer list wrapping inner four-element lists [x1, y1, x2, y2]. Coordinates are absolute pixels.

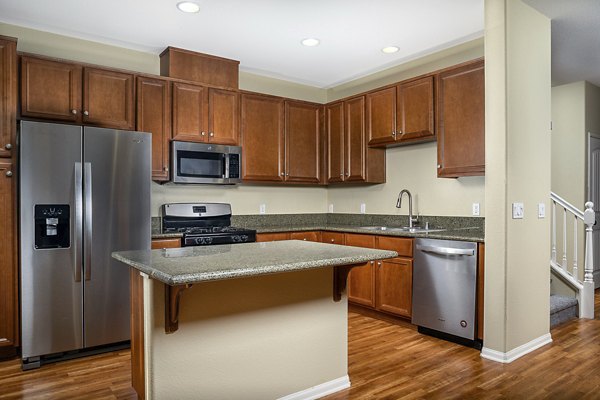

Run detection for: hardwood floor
[[1, 294, 600, 399]]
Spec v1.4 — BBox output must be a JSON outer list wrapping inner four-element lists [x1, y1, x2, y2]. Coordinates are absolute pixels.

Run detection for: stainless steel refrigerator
[[19, 120, 151, 369]]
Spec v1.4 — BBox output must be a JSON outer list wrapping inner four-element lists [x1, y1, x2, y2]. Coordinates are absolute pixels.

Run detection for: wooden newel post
[[581, 201, 595, 319]]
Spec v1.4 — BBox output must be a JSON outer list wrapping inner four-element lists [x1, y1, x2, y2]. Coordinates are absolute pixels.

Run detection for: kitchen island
[[113, 240, 397, 400]]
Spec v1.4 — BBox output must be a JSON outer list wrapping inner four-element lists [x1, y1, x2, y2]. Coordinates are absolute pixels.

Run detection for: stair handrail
[[550, 191, 595, 319]]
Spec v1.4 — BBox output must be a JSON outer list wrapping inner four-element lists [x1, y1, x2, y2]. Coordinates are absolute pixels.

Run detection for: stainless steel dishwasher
[[412, 238, 479, 346]]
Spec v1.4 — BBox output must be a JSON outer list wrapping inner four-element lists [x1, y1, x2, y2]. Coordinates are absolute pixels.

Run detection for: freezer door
[[83, 127, 151, 348], [20, 121, 84, 359]]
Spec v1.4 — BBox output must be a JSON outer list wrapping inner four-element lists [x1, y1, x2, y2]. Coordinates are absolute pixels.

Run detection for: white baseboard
[[278, 375, 350, 400], [480, 333, 552, 363]]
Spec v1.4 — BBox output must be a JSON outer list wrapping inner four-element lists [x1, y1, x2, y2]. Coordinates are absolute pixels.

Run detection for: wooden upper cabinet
[[0, 161, 17, 354], [285, 101, 320, 183], [83, 67, 135, 130], [325, 102, 344, 183], [241, 93, 284, 181], [172, 82, 208, 142], [136, 76, 171, 181], [345, 96, 367, 182], [0, 37, 16, 159], [20, 56, 82, 123], [208, 88, 239, 145], [437, 59, 485, 177], [397, 75, 435, 142], [366, 86, 396, 146]]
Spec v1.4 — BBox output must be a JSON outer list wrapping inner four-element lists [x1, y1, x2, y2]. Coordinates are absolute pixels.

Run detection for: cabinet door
[[322, 231, 345, 245], [172, 82, 208, 142], [241, 93, 284, 181], [345, 234, 376, 307], [437, 59, 485, 177], [376, 258, 413, 318], [208, 88, 239, 145], [136, 77, 171, 181], [366, 86, 396, 146], [397, 76, 435, 142], [345, 96, 367, 182], [83, 68, 134, 130], [256, 232, 290, 242], [0, 38, 16, 159], [0, 161, 17, 354], [20, 56, 82, 123], [325, 102, 344, 183], [289, 231, 321, 242], [285, 101, 320, 183]]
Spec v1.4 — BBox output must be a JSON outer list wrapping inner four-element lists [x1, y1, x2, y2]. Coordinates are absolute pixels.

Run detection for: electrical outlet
[[259, 204, 266, 214], [512, 202, 524, 219], [472, 203, 480, 216], [360, 203, 366, 214], [538, 203, 545, 218], [328, 204, 334, 213]]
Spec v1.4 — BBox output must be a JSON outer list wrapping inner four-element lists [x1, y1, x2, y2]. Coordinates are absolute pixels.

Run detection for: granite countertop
[[151, 225, 484, 242], [113, 240, 397, 286]]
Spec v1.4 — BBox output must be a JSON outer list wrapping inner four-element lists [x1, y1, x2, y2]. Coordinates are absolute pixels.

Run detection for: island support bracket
[[165, 284, 193, 334], [333, 264, 362, 302]]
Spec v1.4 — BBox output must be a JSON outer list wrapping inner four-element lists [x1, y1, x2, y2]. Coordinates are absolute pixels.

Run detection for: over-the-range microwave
[[171, 141, 241, 184]]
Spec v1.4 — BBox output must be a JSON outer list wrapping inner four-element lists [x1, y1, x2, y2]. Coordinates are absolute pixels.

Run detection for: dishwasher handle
[[416, 244, 475, 256]]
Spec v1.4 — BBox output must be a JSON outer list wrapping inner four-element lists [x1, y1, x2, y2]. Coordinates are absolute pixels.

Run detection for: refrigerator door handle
[[84, 162, 93, 281], [74, 163, 83, 283]]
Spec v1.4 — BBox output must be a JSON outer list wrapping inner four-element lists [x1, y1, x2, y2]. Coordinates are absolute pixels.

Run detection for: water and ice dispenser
[[34, 205, 70, 249]]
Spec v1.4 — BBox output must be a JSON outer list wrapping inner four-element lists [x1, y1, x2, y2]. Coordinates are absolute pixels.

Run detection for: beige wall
[[327, 142, 485, 216], [145, 269, 348, 399], [484, 0, 551, 355], [3, 21, 485, 218]]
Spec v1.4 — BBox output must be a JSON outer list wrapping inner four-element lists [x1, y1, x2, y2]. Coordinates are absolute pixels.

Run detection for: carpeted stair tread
[[550, 295, 578, 313], [550, 295, 578, 328]]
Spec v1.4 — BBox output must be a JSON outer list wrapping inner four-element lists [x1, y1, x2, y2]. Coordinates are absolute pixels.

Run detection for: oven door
[[171, 141, 240, 184]]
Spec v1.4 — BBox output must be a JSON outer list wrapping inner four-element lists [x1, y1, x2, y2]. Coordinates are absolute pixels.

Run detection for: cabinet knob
[[4, 143, 11, 150], [201, 131, 206, 136], [370, 261, 374, 265], [391, 131, 396, 137], [378, 261, 382, 266], [5, 170, 12, 177], [285, 173, 289, 176], [331, 239, 335, 243], [280, 172, 285, 176], [83, 110, 89, 116], [398, 130, 402, 135], [71, 109, 78, 115], [437, 164, 442, 169], [303, 238, 307, 241], [209, 132, 214, 137], [164, 167, 169, 172], [345, 172, 350, 176]]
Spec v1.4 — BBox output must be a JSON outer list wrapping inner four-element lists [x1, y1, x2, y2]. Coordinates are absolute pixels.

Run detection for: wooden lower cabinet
[[0, 161, 17, 358], [344, 234, 376, 307], [151, 238, 182, 249], [289, 231, 321, 242], [376, 258, 413, 318], [321, 231, 345, 245], [255, 232, 290, 242]]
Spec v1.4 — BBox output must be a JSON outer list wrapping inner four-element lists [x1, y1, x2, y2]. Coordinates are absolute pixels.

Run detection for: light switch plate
[[360, 203, 366, 214], [512, 202, 524, 219], [328, 204, 334, 213], [472, 203, 480, 216], [538, 203, 545, 218], [259, 204, 266, 214]]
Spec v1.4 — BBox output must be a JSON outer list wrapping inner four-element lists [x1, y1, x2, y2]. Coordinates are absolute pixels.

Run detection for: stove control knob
[[195, 238, 202, 245], [206, 237, 213, 244], [241, 235, 248, 241], [232, 235, 240, 242]]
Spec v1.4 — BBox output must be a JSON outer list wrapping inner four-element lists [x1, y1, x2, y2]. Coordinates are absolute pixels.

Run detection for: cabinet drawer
[[290, 231, 321, 242], [256, 232, 290, 242], [377, 236, 413, 258], [344, 233, 376, 248], [322, 231, 345, 245], [151, 238, 181, 249]]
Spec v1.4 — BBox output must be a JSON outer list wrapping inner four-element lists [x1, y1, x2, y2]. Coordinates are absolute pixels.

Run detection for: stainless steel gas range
[[161, 203, 256, 247]]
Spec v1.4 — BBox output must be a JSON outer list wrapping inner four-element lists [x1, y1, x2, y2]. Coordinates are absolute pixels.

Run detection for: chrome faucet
[[396, 189, 418, 228]]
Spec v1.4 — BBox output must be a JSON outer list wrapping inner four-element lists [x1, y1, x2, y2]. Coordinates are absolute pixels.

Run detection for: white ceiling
[[0, 0, 484, 88], [525, 0, 600, 87]]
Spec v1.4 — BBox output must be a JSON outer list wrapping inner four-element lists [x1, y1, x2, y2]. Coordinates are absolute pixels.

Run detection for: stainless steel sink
[[359, 226, 446, 233]]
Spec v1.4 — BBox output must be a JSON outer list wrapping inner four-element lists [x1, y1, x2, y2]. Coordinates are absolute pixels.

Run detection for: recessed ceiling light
[[301, 38, 320, 47], [382, 46, 399, 54], [177, 1, 200, 13]]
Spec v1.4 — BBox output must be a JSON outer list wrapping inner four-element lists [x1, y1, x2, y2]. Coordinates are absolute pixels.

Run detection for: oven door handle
[[416, 244, 475, 256]]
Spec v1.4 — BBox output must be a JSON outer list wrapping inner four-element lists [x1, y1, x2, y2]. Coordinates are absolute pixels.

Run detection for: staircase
[[550, 192, 595, 322], [550, 294, 578, 328]]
